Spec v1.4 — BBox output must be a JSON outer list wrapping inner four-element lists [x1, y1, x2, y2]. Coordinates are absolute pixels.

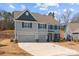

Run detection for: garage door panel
[[17, 35, 35, 42]]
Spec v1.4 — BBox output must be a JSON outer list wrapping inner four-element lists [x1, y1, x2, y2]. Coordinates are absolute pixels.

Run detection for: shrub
[[60, 38, 66, 42], [73, 39, 79, 42]]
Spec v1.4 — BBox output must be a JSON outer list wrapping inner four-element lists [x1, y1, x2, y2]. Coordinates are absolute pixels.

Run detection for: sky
[[0, 3, 79, 14], [0, 3, 79, 23]]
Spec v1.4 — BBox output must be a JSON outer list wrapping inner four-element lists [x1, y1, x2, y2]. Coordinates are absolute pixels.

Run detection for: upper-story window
[[22, 22, 32, 28], [48, 25, 53, 29], [25, 12, 29, 16], [38, 24, 47, 29], [48, 25, 60, 30], [58, 26, 60, 29], [54, 25, 57, 30], [54, 25, 60, 30]]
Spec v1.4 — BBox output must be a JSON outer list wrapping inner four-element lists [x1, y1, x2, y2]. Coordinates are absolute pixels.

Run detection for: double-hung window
[[54, 25, 60, 30], [22, 22, 32, 28], [38, 24, 47, 29], [54, 25, 57, 30], [48, 25, 53, 29]]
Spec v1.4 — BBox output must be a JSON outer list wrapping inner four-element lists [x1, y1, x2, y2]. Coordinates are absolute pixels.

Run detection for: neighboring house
[[0, 16, 4, 20], [14, 10, 60, 42], [65, 23, 79, 40]]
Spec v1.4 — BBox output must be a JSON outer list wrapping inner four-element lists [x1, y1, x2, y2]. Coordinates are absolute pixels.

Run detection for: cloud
[[40, 8, 47, 10], [21, 5, 26, 10], [34, 3, 48, 10], [70, 8, 74, 11], [34, 3, 41, 8], [34, 3, 59, 10], [70, 3, 75, 5], [9, 5, 15, 9], [44, 3, 59, 7], [64, 8, 74, 12], [64, 9, 67, 12]]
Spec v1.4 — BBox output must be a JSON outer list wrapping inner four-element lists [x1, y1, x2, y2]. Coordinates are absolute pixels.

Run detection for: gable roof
[[68, 23, 79, 33], [14, 10, 59, 25], [14, 11, 24, 19]]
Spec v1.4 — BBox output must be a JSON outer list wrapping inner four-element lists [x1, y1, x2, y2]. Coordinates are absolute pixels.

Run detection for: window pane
[[22, 22, 32, 28], [30, 23, 32, 28], [48, 25, 53, 29], [44, 24, 47, 29], [54, 25, 57, 30], [38, 24, 47, 29], [22, 22, 24, 28]]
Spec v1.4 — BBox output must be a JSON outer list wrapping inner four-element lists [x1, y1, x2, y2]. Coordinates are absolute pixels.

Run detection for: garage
[[17, 35, 36, 42]]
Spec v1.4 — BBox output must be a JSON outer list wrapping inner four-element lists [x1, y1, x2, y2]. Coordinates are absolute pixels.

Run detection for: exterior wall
[[15, 20, 48, 42], [64, 25, 72, 39], [15, 20, 60, 42], [72, 34, 79, 40]]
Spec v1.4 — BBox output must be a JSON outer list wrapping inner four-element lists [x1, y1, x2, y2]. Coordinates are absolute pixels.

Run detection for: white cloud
[[54, 11, 58, 14], [44, 3, 59, 7], [64, 8, 74, 13], [35, 3, 48, 10], [21, 5, 26, 10], [34, 3, 59, 10], [9, 5, 15, 9], [70, 3, 75, 5], [34, 3, 41, 8], [40, 8, 47, 10], [64, 9, 67, 12], [70, 8, 74, 11]]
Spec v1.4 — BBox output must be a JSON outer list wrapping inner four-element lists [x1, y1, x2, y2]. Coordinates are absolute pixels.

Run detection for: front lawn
[[54, 41, 79, 52], [0, 39, 32, 56]]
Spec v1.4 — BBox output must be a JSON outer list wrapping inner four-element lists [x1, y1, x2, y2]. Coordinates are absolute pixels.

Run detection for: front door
[[47, 33, 52, 42], [54, 34, 60, 42]]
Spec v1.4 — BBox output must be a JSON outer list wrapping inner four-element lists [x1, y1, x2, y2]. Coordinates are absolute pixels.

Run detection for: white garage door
[[17, 35, 36, 42], [38, 35, 47, 42]]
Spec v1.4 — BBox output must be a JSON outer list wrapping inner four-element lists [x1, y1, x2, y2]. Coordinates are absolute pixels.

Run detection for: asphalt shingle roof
[[14, 10, 59, 25]]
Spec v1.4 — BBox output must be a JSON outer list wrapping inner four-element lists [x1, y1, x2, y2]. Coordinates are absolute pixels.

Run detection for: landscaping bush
[[60, 38, 65, 42], [73, 39, 79, 42], [53, 39, 60, 42]]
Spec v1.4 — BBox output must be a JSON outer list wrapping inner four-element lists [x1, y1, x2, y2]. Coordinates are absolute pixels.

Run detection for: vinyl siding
[[15, 21, 60, 42]]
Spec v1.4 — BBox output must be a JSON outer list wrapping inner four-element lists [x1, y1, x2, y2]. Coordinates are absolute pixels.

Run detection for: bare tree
[[61, 10, 72, 25]]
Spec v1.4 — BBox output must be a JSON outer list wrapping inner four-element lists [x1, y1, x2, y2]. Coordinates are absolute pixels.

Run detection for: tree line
[[0, 10, 79, 30], [0, 11, 14, 30]]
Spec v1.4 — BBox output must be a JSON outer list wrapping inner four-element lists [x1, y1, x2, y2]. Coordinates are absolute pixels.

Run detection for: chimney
[[48, 12, 55, 18]]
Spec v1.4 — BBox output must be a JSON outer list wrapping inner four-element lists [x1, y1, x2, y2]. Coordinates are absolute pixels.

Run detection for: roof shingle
[[14, 10, 59, 25]]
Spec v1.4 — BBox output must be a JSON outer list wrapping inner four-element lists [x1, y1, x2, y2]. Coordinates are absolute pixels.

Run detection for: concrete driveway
[[18, 43, 79, 56]]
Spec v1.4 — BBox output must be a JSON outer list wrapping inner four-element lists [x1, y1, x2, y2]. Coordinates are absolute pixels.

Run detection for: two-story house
[[14, 10, 60, 42]]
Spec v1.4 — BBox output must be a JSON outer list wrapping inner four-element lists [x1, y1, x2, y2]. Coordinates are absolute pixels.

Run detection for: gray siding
[[15, 20, 60, 42], [15, 21, 48, 42]]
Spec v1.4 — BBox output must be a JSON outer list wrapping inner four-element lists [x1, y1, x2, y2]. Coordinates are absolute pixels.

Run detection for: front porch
[[47, 32, 60, 42]]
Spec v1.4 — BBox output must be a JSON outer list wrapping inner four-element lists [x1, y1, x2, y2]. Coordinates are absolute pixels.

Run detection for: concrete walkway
[[18, 43, 79, 56]]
